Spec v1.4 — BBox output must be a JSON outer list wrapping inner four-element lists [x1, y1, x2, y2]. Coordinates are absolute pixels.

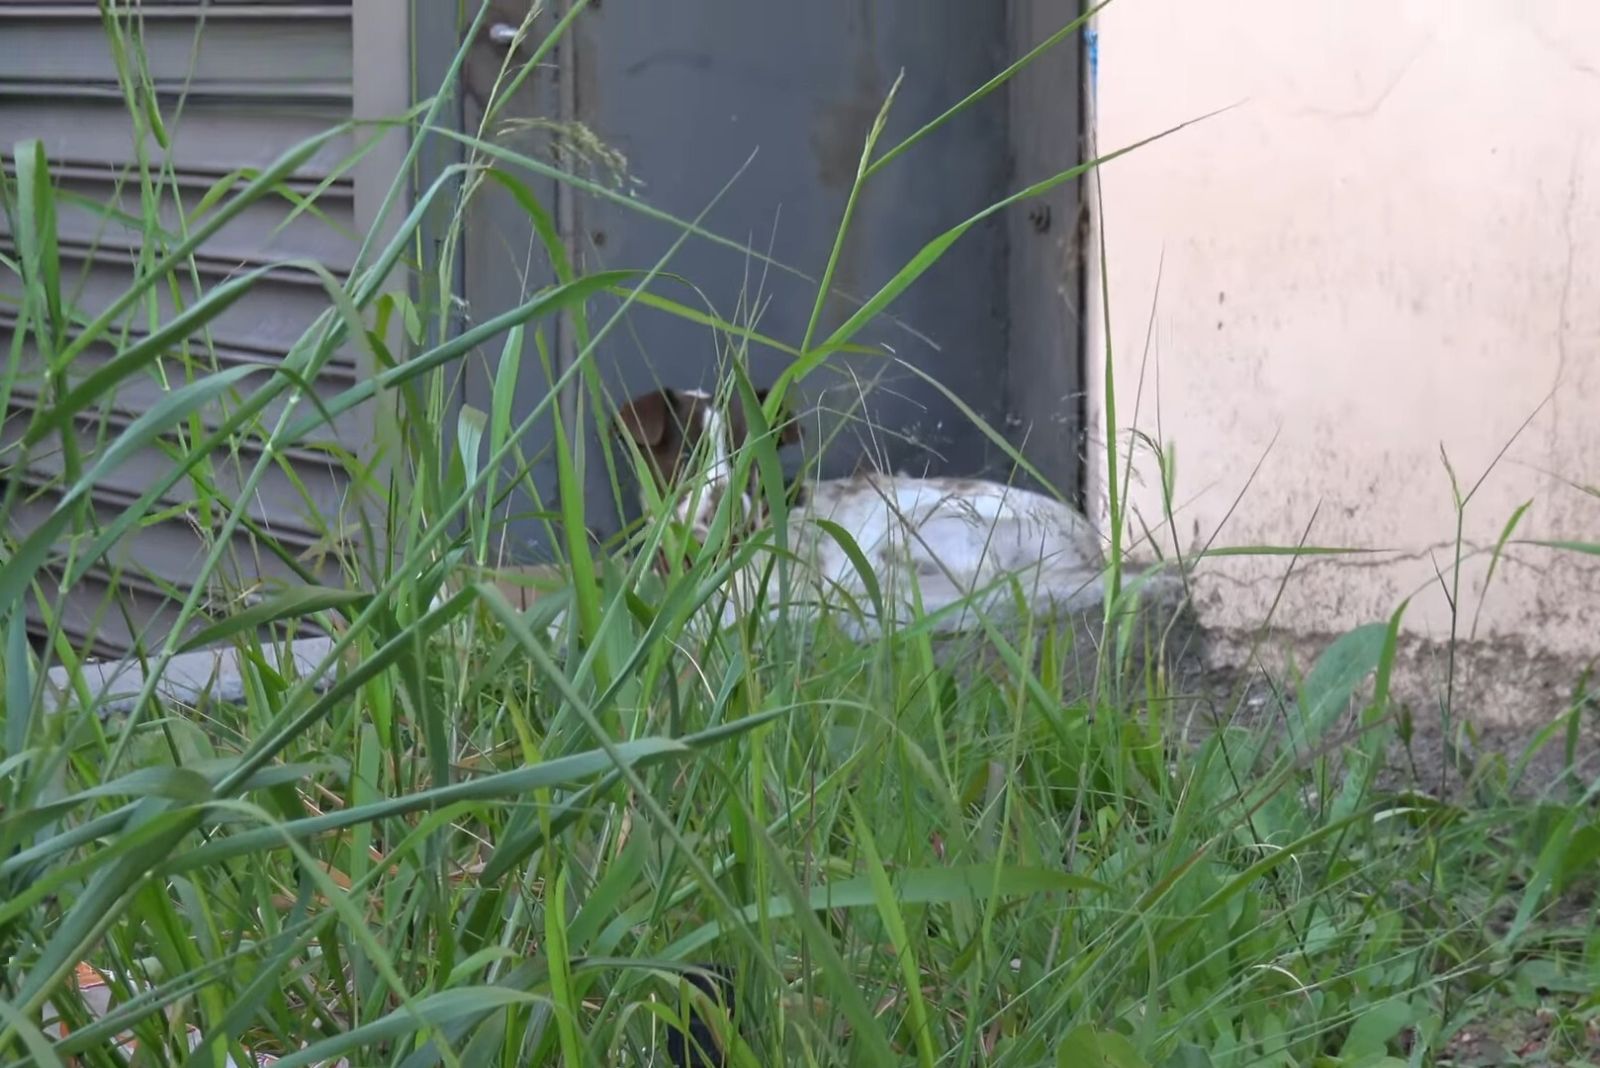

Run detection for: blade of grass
[[852, 802, 937, 1068], [864, 1, 1112, 179], [774, 109, 1229, 404]]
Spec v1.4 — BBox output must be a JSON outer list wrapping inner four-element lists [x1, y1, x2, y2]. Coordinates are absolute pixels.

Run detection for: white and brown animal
[[612, 384, 1109, 638]]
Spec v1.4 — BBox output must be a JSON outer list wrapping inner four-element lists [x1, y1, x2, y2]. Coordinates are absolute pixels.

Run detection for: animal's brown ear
[[756, 387, 803, 447], [615, 388, 674, 448]]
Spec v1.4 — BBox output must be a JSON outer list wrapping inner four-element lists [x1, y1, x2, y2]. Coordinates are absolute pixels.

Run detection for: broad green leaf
[[1338, 999, 1415, 1060], [1475, 499, 1532, 625], [456, 402, 487, 494], [1057, 1025, 1151, 1068], [488, 326, 522, 478], [801, 69, 902, 352], [51, 126, 348, 371], [67, 364, 258, 507], [544, 870, 582, 1067], [10, 140, 63, 350], [1292, 622, 1389, 753]]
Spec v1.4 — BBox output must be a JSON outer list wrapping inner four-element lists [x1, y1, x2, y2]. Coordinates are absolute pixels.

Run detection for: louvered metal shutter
[[0, 1, 381, 660]]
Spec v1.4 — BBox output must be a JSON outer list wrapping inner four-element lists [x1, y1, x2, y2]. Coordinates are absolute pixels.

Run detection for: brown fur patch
[[615, 388, 713, 490], [612, 384, 805, 555]]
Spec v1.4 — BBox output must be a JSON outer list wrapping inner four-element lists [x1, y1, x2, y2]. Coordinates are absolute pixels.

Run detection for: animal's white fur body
[[722, 470, 1107, 637], [431, 384, 1109, 644], [621, 385, 1107, 635]]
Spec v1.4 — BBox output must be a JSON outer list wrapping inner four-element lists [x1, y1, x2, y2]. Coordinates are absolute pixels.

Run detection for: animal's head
[[613, 383, 803, 544]]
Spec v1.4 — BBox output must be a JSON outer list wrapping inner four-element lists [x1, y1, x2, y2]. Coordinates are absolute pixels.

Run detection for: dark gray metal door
[[460, 0, 1086, 559]]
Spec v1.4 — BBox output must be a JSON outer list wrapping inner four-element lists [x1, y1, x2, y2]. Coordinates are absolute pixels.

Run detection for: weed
[[0, 4, 1595, 1067]]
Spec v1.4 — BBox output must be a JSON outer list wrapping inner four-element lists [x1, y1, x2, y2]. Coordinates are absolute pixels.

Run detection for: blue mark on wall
[[1085, 26, 1099, 100]]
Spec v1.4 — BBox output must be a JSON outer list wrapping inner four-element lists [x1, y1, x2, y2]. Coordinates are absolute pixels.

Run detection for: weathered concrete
[[1085, 0, 1600, 740], [1165, 625, 1600, 801], [41, 636, 338, 718]]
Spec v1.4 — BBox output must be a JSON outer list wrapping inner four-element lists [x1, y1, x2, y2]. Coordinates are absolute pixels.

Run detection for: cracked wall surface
[[1085, 1, 1600, 706]]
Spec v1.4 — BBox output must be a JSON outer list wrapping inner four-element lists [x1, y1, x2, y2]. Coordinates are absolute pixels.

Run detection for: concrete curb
[[42, 636, 339, 718]]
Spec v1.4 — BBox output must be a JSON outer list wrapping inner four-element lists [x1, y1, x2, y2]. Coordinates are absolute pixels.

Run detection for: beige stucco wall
[[1086, 0, 1600, 668]]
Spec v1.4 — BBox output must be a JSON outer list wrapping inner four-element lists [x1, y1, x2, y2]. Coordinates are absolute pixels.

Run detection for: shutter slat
[[0, 167, 359, 275], [11, 494, 334, 600], [0, 2, 369, 659], [7, 337, 357, 449], [0, 4, 352, 19], [0, 17, 352, 85], [0, 240, 363, 362], [3, 405, 356, 540], [0, 100, 353, 179]]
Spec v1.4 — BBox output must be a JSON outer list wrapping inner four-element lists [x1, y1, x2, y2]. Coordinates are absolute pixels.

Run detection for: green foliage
[[0, 3, 1595, 1066]]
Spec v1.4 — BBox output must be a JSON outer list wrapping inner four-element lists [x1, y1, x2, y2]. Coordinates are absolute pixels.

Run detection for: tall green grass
[[1, 3, 1597, 1066]]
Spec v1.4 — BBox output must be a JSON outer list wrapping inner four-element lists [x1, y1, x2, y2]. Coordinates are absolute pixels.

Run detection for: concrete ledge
[[919, 562, 1199, 696], [1161, 624, 1600, 800], [42, 637, 340, 718], [35, 565, 1197, 717]]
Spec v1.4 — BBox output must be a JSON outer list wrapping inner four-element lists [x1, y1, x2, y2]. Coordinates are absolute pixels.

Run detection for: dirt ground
[[1148, 597, 1600, 1065], [1088, 568, 1600, 802], [923, 568, 1599, 804], [1436, 1009, 1600, 1066], [1164, 626, 1600, 805]]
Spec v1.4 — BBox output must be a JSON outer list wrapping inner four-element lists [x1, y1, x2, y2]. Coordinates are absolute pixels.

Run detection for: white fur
[[723, 471, 1107, 638], [676, 392, 732, 536], [431, 387, 1108, 646]]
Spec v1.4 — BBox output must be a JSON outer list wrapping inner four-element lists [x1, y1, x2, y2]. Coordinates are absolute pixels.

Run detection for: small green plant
[[1, 2, 1595, 1066]]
